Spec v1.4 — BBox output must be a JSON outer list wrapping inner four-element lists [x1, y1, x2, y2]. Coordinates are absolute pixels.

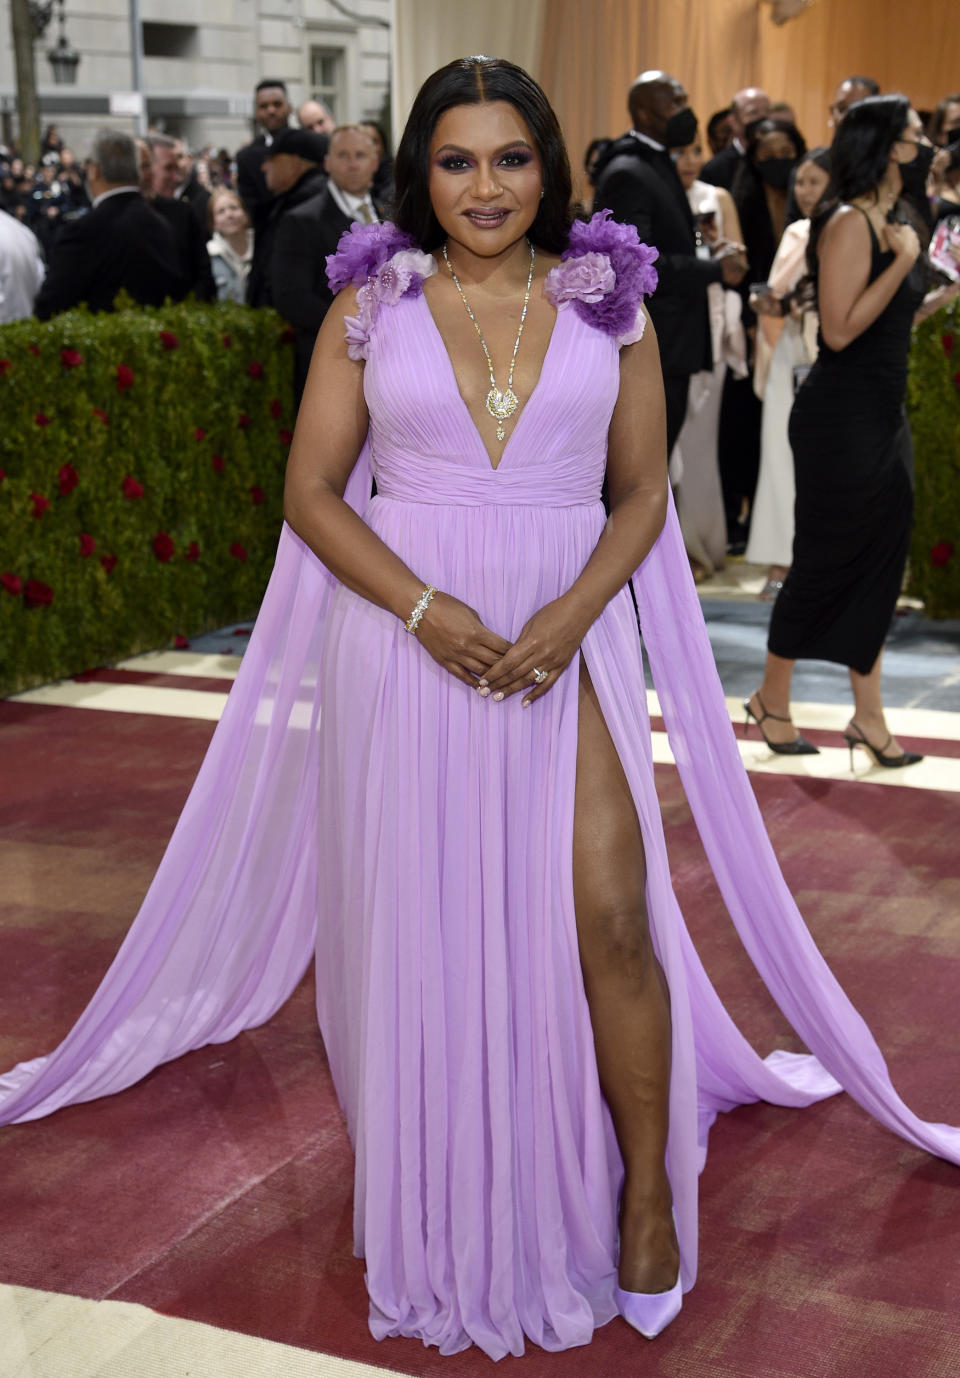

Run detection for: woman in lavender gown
[[1, 59, 959, 1362]]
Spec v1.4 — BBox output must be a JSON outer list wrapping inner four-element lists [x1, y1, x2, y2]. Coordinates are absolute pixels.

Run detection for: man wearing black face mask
[[593, 70, 748, 453]]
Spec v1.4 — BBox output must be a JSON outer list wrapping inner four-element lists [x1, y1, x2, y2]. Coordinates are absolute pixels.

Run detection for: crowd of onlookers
[[1, 76, 958, 548]]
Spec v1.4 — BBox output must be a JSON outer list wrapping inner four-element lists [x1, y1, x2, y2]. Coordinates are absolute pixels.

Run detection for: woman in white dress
[[672, 136, 748, 579], [745, 149, 831, 596]]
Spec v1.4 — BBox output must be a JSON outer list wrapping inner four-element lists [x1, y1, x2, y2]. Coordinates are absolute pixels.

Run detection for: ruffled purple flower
[[339, 241, 437, 360], [546, 210, 659, 340], [325, 221, 419, 293], [546, 251, 616, 305]]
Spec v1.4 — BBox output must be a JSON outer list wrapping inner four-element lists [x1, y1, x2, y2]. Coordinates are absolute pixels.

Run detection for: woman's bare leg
[[849, 652, 908, 756], [573, 661, 678, 1294], [747, 649, 801, 746]]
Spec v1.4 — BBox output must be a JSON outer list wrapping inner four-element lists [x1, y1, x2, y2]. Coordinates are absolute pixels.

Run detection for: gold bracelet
[[405, 584, 437, 634]]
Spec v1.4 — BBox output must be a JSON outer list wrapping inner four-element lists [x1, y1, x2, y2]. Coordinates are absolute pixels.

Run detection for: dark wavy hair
[[807, 94, 912, 273], [784, 144, 831, 225], [730, 118, 806, 283], [392, 56, 573, 253]]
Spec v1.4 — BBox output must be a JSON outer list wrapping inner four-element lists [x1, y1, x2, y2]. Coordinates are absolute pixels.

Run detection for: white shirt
[[0, 209, 46, 323], [91, 184, 141, 209], [327, 180, 378, 224], [629, 130, 666, 154]]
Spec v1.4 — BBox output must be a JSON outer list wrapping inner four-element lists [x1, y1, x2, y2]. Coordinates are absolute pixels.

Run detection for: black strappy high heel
[[843, 721, 923, 770], [743, 692, 820, 756]]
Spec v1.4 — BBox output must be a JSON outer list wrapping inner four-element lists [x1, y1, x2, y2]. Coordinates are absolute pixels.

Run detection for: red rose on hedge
[[211, 454, 225, 473], [28, 343, 40, 357], [0, 359, 11, 375], [237, 412, 251, 429], [247, 361, 264, 379], [153, 531, 175, 563], [35, 412, 50, 427], [930, 542, 955, 568], [943, 333, 955, 357], [1, 572, 22, 596], [222, 333, 232, 348], [61, 348, 84, 369], [79, 533, 97, 557], [160, 330, 179, 350], [122, 475, 144, 500], [230, 542, 248, 561], [58, 464, 79, 495], [116, 363, 134, 391], [24, 579, 54, 607], [92, 406, 110, 425], [174, 634, 190, 649], [269, 398, 282, 419], [250, 485, 265, 505], [0, 469, 5, 482], [279, 428, 293, 445], [194, 426, 206, 441], [30, 492, 51, 518], [184, 541, 200, 561], [100, 553, 118, 575]]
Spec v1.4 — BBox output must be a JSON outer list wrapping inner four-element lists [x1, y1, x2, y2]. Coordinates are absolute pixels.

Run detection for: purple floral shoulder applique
[[326, 221, 437, 361], [545, 210, 659, 347]]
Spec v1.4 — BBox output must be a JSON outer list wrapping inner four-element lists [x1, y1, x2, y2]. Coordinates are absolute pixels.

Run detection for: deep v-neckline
[[417, 290, 561, 472]]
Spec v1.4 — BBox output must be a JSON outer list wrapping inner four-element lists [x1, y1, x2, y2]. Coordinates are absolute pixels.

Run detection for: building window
[[142, 23, 198, 59], [310, 47, 344, 121]]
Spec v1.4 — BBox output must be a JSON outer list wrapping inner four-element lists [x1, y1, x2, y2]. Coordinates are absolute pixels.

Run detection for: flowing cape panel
[[1, 459, 958, 1184]]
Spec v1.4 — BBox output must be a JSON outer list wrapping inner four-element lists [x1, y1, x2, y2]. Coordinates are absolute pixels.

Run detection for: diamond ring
[[531, 667, 548, 684]]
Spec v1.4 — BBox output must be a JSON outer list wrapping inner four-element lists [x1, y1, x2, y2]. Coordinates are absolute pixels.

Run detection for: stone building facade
[[0, 0, 392, 157]]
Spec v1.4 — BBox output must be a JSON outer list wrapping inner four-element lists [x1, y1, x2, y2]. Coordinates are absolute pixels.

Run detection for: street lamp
[[46, 0, 79, 84]]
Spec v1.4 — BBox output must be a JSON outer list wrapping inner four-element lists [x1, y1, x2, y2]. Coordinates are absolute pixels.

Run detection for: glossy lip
[[462, 208, 510, 227]]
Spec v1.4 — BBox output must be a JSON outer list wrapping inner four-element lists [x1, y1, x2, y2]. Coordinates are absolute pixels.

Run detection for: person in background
[[721, 117, 806, 549], [297, 98, 336, 136], [146, 133, 216, 300], [927, 94, 960, 148], [246, 127, 329, 308], [269, 124, 380, 404], [359, 120, 394, 210], [931, 138, 960, 219], [174, 137, 211, 234], [0, 207, 45, 321], [748, 96, 936, 767], [34, 130, 188, 319], [706, 108, 733, 156], [770, 101, 797, 126], [745, 148, 831, 598], [206, 188, 253, 303], [236, 79, 293, 237], [828, 75, 879, 130], [671, 131, 747, 579], [700, 87, 771, 189], [580, 137, 611, 214], [593, 69, 747, 456]]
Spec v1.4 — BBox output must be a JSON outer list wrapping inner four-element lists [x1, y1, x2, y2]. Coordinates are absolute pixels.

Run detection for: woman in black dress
[[745, 96, 934, 769]]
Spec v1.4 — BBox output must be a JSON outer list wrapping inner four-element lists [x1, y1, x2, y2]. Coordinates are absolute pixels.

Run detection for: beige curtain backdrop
[[392, 0, 546, 139]]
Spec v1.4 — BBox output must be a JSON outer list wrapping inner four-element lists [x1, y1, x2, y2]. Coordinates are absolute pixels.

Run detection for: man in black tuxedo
[[236, 79, 293, 239], [270, 125, 381, 404], [145, 134, 216, 300], [246, 128, 329, 310], [593, 71, 747, 454], [699, 87, 771, 189], [34, 130, 189, 320]]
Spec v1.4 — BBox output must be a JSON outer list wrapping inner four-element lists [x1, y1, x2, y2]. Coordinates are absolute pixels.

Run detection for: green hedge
[[0, 299, 295, 697], [907, 297, 960, 618]]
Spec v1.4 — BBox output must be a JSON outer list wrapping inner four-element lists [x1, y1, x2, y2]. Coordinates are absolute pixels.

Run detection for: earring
[[539, 188, 545, 200]]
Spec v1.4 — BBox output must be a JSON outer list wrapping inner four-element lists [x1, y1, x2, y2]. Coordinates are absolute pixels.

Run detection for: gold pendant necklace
[[442, 240, 535, 442]]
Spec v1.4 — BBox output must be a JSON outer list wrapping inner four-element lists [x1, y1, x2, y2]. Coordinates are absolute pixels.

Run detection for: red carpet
[[1, 699, 958, 1376]]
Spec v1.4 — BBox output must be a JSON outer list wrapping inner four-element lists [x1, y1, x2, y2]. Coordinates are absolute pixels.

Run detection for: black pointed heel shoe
[[843, 721, 923, 770], [743, 692, 820, 756]]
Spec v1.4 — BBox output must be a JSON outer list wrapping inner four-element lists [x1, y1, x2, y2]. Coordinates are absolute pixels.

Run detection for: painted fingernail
[[493, 691, 504, 702], [522, 698, 531, 707], [478, 686, 491, 697], [478, 678, 488, 687]]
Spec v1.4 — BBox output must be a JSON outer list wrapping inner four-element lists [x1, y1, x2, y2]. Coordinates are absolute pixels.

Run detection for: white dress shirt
[[327, 180, 378, 224], [0, 209, 46, 323]]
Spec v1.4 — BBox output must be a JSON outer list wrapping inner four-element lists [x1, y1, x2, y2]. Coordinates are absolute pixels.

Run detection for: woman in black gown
[[745, 96, 934, 769]]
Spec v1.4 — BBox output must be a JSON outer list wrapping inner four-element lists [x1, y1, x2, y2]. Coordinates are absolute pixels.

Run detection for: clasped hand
[[414, 592, 590, 706]]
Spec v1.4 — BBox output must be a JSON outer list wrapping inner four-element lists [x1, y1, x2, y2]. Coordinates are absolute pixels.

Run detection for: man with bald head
[[298, 99, 335, 136], [700, 86, 771, 188], [829, 74, 880, 129], [593, 70, 747, 453]]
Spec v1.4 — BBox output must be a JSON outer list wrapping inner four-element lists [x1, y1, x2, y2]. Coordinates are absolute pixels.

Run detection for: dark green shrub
[[907, 297, 960, 618]]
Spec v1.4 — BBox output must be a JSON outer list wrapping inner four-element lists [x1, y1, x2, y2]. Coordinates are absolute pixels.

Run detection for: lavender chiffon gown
[[1, 220, 958, 1361]]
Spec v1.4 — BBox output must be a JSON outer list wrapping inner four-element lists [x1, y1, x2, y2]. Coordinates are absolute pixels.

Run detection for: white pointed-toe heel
[[615, 1275, 682, 1339]]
